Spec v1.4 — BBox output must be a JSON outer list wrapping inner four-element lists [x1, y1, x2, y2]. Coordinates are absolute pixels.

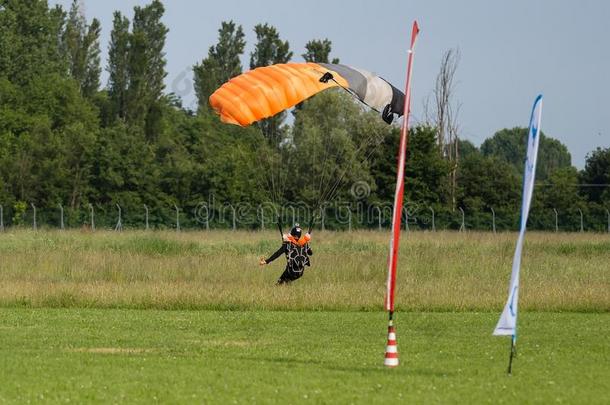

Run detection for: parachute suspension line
[[276, 214, 283, 239], [310, 131, 338, 231], [260, 116, 294, 216], [255, 119, 290, 230], [268, 121, 281, 206], [328, 77, 382, 114], [210, 63, 409, 233], [294, 79, 342, 232], [309, 126, 325, 231], [252, 144, 281, 223], [311, 123, 389, 228], [263, 152, 280, 206], [312, 126, 335, 226], [319, 137, 383, 207], [309, 156, 333, 233], [321, 123, 389, 206], [278, 126, 291, 207], [316, 69, 383, 114], [329, 124, 387, 204], [310, 70, 395, 215], [281, 150, 294, 224]]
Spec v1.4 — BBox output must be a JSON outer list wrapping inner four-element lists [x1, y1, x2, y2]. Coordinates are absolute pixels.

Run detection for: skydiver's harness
[[267, 220, 313, 283], [282, 233, 312, 274]]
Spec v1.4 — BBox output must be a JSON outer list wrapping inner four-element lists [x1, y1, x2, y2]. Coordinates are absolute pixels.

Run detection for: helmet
[[290, 223, 302, 239]]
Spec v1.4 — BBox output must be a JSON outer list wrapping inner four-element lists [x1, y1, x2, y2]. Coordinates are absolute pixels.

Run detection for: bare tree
[[447, 98, 462, 210], [429, 48, 461, 210]]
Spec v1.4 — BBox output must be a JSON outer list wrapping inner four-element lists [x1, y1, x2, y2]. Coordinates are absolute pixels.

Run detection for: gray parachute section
[[319, 63, 405, 122]]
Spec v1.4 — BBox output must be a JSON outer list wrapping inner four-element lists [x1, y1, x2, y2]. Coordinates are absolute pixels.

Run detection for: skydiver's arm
[[265, 243, 287, 264]]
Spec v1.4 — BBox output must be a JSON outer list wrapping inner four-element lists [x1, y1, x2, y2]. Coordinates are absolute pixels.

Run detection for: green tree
[[107, 11, 130, 121], [404, 126, 451, 205], [249, 23, 292, 69], [302, 39, 339, 64], [533, 167, 586, 231], [90, 123, 158, 213], [580, 147, 610, 204], [61, 0, 101, 98], [0, 0, 100, 219], [60, 122, 96, 209], [126, 0, 168, 138], [0, 0, 67, 84], [457, 155, 521, 229], [289, 90, 393, 211], [481, 127, 572, 180], [457, 139, 479, 160], [193, 21, 245, 111]]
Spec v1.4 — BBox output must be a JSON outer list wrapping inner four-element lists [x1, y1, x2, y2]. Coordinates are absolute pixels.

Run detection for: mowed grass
[[0, 308, 608, 404], [0, 230, 608, 403], [0, 229, 607, 312]]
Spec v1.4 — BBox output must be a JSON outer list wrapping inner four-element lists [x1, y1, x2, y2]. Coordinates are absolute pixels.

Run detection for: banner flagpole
[[384, 20, 420, 368], [493, 95, 543, 375]]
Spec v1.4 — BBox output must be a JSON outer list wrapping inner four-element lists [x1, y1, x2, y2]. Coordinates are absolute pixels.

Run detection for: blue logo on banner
[[531, 122, 538, 139], [509, 286, 518, 317]]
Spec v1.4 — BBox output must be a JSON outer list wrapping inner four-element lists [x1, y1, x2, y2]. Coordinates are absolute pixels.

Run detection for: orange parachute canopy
[[209, 62, 405, 126]]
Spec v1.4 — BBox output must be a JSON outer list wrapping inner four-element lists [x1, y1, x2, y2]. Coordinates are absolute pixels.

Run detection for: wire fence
[[1, 199, 608, 233]]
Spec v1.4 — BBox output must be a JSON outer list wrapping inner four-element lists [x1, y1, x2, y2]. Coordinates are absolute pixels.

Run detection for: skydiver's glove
[[259, 257, 267, 266]]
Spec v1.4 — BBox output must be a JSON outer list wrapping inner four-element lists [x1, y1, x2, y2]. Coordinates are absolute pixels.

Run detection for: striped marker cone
[[384, 325, 399, 367]]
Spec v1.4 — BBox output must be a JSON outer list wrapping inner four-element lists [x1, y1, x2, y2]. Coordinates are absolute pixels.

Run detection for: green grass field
[[0, 230, 608, 403], [0, 309, 608, 403]]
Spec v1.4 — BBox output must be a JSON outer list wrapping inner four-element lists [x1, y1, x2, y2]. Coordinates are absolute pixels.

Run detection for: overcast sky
[[50, 0, 610, 167]]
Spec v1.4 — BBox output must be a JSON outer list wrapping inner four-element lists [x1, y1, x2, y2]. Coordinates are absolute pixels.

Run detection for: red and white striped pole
[[384, 20, 420, 368]]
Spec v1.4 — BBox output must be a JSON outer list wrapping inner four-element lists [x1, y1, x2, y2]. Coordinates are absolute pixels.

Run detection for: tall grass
[[0, 229, 607, 311]]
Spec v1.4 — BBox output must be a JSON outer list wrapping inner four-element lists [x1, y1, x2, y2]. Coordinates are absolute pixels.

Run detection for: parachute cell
[[209, 63, 405, 126]]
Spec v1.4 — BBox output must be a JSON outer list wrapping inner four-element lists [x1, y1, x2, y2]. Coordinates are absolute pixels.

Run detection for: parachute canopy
[[209, 63, 405, 126]]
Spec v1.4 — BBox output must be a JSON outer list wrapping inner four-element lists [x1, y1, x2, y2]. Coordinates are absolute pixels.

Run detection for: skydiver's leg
[[276, 266, 303, 285], [276, 266, 293, 285]]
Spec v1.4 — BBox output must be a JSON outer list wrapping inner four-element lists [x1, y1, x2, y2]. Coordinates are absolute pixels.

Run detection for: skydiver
[[259, 223, 313, 285]]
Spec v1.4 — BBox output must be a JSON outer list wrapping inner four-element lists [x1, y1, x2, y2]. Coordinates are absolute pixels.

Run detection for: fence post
[[348, 209, 352, 232], [258, 205, 264, 230], [88, 203, 95, 231], [144, 204, 149, 230], [491, 207, 496, 234], [374, 205, 382, 231], [459, 207, 465, 232], [58, 203, 64, 230], [606, 209, 610, 234], [578, 208, 584, 232], [321, 208, 325, 231], [285, 206, 296, 228], [553, 208, 558, 233], [402, 205, 409, 232], [231, 205, 236, 231], [115, 204, 123, 232], [174, 204, 180, 232], [201, 204, 210, 231], [0, 204, 4, 232], [31, 203, 37, 230], [429, 206, 435, 232]]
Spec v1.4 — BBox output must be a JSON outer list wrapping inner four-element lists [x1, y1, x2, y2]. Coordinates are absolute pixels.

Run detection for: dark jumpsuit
[[265, 242, 313, 284]]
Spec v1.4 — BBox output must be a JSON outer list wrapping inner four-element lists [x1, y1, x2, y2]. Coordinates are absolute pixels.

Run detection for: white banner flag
[[493, 95, 543, 337]]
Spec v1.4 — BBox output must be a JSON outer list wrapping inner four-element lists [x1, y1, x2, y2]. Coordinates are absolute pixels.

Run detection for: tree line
[[0, 0, 608, 231]]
